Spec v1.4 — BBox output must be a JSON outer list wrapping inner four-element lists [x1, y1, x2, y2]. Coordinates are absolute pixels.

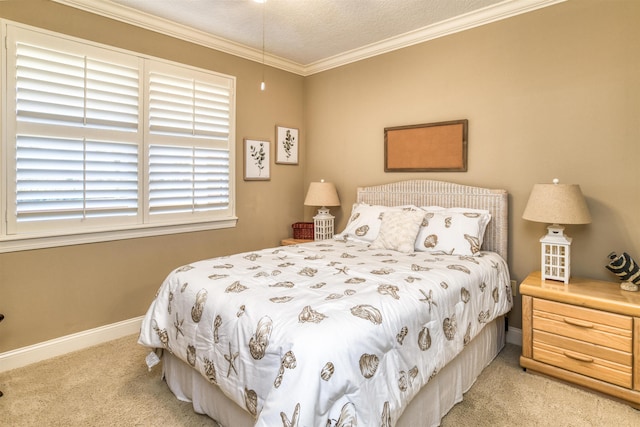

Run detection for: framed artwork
[[384, 119, 468, 172], [243, 139, 270, 180], [275, 125, 299, 165]]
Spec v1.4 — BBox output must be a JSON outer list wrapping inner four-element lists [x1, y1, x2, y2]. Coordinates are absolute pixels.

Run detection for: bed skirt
[[161, 316, 506, 427]]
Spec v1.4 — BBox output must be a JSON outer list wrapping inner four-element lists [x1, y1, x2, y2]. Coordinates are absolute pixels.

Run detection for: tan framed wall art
[[384, 119, 468, 172]]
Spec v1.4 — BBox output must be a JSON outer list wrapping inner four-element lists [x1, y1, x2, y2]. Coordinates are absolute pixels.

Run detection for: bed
[[138, 179, 512, 427]]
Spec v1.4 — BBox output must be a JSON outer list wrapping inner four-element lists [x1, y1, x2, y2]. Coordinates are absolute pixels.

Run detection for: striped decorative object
[[606, 252, 640, 284]]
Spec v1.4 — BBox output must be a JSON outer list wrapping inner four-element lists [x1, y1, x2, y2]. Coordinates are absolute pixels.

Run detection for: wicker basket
[[292, 222, 314, 240]]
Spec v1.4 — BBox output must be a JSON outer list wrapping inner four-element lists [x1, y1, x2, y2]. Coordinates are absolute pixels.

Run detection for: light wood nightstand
[[281, 238, 313, 246], [520, 271, 640, 408]]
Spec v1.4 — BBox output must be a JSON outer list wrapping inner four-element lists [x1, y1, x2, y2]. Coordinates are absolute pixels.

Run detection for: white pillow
[[370, 209, 426, 253], [334, 203, 418, 243], [414, 207, 491, 256]]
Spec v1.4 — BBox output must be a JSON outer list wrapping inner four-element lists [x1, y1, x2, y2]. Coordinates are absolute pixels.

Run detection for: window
[[1, 22, 236, 252], [145, 65, 232, 220]]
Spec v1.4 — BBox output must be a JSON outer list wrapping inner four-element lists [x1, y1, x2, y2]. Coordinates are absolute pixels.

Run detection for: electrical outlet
[[510, 280, 517, 297]]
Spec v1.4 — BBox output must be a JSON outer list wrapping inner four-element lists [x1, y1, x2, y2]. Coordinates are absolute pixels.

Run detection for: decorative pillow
[[370, 209, 426, 253], [334, 203, 418, 243], [414, 207, 491, 256]]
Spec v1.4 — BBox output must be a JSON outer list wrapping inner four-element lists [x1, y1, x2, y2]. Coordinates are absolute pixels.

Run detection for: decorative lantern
[[312, 208, 335, 241], [540, 225, 571, 283]]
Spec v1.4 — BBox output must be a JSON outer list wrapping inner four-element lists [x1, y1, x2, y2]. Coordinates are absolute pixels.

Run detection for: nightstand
[[281, 238, 313, 246], [520, 271, 640, 408]]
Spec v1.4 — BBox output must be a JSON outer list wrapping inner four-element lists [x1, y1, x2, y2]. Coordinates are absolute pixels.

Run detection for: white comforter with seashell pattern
[[138, 240, 512, 426]]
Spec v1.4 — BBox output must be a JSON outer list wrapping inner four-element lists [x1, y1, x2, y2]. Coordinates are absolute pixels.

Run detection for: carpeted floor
[[0, 335, 638, 426]]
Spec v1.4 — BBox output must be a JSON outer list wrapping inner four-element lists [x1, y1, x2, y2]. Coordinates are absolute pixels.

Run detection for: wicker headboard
[[356, 180, 508, 260]]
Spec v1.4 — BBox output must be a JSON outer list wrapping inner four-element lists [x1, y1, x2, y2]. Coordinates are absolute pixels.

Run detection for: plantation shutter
[[148, 145, 230, 214], [148, 72, 231, 141], [15, 136, 139, 223], [15, 43, 139, 131], [3, 23, 236, 245], [10, 35, 141, 230], [147, 68, 232, 219]]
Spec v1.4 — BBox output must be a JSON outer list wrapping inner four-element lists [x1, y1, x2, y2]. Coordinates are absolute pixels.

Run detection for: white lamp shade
[[522, 181, 591, 225], [304, 181, 340, 207]]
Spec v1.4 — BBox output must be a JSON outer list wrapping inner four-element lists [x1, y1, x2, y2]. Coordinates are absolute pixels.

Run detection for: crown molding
[[303, 0, 567, 75], [52, 0, 304, 75], [53, 0, 565, 77]]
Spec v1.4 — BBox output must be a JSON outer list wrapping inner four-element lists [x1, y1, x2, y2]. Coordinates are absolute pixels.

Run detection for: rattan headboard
[[356, 180, 508, 260]]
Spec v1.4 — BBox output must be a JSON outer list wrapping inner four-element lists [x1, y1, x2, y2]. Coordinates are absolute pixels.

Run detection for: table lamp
[[522, 178, 591, 283], [304, 180, 340, 240]]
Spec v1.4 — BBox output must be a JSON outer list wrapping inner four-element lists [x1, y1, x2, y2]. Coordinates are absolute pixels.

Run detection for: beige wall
[[0, 0, 305, 351], [0, 0, 638, 352], [305, 0, 640, 328]]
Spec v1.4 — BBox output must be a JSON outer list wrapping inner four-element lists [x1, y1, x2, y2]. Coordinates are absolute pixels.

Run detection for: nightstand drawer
[[533, 330, 632, 367], [532, 299, 632, 353], [533, 337, 632, 388]]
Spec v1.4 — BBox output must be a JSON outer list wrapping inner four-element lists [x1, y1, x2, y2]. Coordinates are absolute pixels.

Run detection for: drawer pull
[[563, 317, 594, 328], [563, 351, 594, 363]]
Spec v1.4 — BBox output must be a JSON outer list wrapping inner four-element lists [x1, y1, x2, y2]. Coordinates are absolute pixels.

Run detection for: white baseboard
[[0, 316, 143, 373], [506, 326, 522, 347]]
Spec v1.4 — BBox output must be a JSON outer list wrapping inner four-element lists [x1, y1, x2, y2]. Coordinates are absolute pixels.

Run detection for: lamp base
[[313, 207, 335, 241], [540, 224, 572, 284]]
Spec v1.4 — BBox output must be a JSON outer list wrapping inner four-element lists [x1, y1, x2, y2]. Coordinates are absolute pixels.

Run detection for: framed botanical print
[[275, 125, 299, 165], [243, 139, 270, 180]]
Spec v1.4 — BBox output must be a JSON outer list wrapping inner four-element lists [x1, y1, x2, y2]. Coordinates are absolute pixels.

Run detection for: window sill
[[0, 218, 238, 253]]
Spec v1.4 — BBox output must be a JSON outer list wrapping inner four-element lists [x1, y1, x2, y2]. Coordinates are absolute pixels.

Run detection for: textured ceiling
[[57, 0, 564, 74], [107, 0, 509, 64]]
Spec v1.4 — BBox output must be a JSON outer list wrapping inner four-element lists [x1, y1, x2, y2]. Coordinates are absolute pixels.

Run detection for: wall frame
[[275, 125, 299, 165], [243, 139, 270, 180], [384, 119, 468, 172]]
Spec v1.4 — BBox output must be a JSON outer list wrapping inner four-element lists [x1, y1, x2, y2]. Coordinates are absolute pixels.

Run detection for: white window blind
[[145, 64, 233, 223], [2, 23, 236, 249], [148, 72, 231, 141], [16, 42, 139, 131], [15, 136, 139, 223], [9, 30, 142, 234], [148, 145, 230, 215]]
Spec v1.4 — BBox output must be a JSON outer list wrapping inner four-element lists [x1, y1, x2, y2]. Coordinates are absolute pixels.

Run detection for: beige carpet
[[0, 336, 638, 426]]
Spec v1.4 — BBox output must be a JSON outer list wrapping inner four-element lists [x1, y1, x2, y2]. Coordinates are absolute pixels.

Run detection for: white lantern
[[540, 225, 571, 283], [312, 208, 336, 241]]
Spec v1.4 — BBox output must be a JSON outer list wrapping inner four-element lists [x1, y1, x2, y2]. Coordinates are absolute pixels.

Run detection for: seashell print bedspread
[[138, 240, 512, 426]]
